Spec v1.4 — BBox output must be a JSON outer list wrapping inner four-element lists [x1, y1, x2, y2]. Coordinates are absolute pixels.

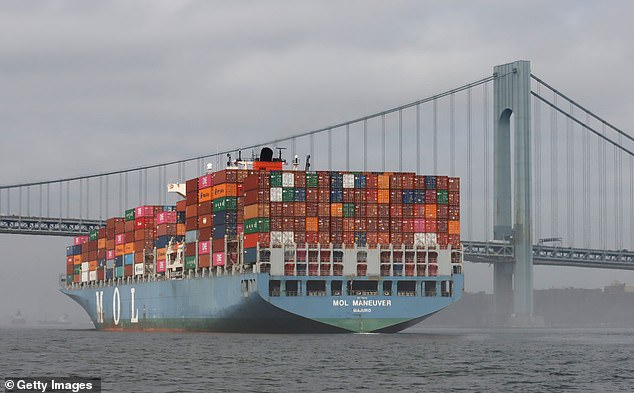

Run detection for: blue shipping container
[[244, 247, 257, 264], [124, 253, 134, 265], [294, 188, 306, 202], [115, 256, 124, 267], [330, 189, 343, 203]]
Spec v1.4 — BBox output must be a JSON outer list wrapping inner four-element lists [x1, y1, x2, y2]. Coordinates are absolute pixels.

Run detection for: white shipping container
[[185, 230, 198, 243], [425, 233, 437, 245], [134, 263, 144, 275], [270, 187, 283, 202], [343, 174, 355, 188], [106, 259, 114, 269], [270, 231, 283, 246], [81, 262, 89, 272], [89, 271, 97, 281], [282, 231, 295, 245], [282, 172, 295, 187], [81, 271, 89, 282], [414, 233, 425, 247]]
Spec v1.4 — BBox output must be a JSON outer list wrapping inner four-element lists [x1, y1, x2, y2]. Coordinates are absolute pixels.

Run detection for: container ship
[[61, 148, 463, 333]]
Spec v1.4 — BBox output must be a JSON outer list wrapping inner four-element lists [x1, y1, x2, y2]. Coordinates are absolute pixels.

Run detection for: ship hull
[[62, 273, 463, 333]]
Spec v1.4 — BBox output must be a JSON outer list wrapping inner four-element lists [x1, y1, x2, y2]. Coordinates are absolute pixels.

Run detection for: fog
[[2, 1, 634, 324]]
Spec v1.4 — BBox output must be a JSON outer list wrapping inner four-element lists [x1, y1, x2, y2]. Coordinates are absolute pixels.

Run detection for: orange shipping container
[[448, 220, 461, 235], [124, 242, 135, 254], [89, 260, 98, 271], [176, 223, 186, 236], [98, 238, 106, 249], [212, 183, 237, 200], [73, 255, 82, 264], [331, 203, 343, 217], [425, 204, 437, 219], [198, 187, 212, 202], [185, 205, 198, 218], [306, 217, 318, 232], [244, 204, 260, 220], [115, 244, 125, 256], [377, 189, 390, 204], [156, 248, 166, 261], [378, 174, 390, 189]]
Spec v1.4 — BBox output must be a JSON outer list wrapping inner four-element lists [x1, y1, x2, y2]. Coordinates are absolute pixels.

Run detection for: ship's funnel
[[260, 147, 273, 162]]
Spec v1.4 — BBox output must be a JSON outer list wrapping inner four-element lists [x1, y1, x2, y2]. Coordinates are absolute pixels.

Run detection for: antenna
[[226, 153, 231, 168], [206, 163, 213, 173], [305, 154, 311, 171], [275, 147, 286, 162], [292, 155, 300, 170], [238, 150, 242, 161]]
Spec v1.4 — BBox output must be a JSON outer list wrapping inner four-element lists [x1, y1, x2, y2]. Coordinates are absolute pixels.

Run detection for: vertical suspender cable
[[105, 176, 109, 218], [534, 83, 542, 240], [144, 168, 148, 205], [309, 134, 315, 170], [86, 178, 89, 219], [291, 137, 296, 164], [124, 172, 128, 213], [363, 119, 367, 171], [79, 179, 83, 220], [99, 177, 103, 219], [567, 102, 574, 245], [398, 110, 403, 172], [614, 141, 620, 249], [26, 186, 30, 216], [483, 83, 490, 240], [450, 93, 455, 176], [59, 182, 62, 220], [39, 184, 42, 218], [381, 115, 386, 171], [467, 89, 472, 240], [346, 124, 350, 171], [433, 99, 438, 174], [550, 96, 558, 238], [630, 154, 633, 249], [416, 104, 420, 174], [328, 128, 332, 171], [583, 113, 590, 248], [163, 165, 167, 205], [600, 124, 606, 249], [46, 183, 50, 217]]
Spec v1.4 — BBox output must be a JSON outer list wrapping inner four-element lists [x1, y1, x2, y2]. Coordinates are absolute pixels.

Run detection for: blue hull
[[62, 274, 463, 333]]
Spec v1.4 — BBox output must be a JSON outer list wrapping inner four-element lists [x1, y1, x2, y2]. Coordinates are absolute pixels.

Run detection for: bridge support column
[[493, 60, 534, 325]]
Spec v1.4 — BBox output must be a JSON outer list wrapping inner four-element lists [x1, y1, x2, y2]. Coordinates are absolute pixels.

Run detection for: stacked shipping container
[[66, 167, 460, 283]]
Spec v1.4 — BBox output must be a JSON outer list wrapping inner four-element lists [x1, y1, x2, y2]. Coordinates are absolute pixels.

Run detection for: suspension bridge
[[2, 60, 633, 325]]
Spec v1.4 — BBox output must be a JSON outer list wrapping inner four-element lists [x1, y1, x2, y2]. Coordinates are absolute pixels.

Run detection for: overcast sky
[[2, 0, 634, 323]]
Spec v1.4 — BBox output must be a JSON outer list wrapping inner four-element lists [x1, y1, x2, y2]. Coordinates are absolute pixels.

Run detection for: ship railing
[[397, 291, 416, 297], [424, 291, 437, 297], [307, 290, 327, 296], [285, 291, 300, 297]]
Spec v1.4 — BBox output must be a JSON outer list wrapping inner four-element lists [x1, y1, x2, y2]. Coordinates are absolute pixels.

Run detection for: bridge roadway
[[463, 240, 634, 270], [0, 215, 104, 236], [2, 215, 633, 269]]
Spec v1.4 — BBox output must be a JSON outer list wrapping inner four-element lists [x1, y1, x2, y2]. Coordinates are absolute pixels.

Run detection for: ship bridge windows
[[424, 281, 437, 297], [347, 280, 378, 296], [333, 250, 343, 263], [397, 281, 416, 296], [307, 280, 326, 296], [331, 280, 343, 296], [441, 281, 453, 297], [269, 280, 281, 297], [259, 250, 271, 263], [285, 280, 300, 296]]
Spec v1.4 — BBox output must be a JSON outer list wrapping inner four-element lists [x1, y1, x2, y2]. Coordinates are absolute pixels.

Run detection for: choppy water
[[1, 326, 633, 392]]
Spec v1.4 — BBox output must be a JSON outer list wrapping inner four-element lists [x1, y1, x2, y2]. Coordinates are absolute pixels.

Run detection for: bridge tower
[[493, 60, 534, 325]]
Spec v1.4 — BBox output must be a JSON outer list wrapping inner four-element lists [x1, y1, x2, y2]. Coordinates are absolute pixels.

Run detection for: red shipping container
[[317, 171, 330, 188], [425, 219, 437, 233], [306, 188, 318, 203], [176, 200, 187, 212], [186, 192, 198, 206], [402, 218, 414, 233], [331, 217, 343, 232], [343, 231, 355, 244], [294, 231, 306, 244], [402, 173, 415, 189], [213, 252, 225, 266], [437, 220, 448, 233], [318, 232, 330, 244], [355, 218, 366, 231], [306, 203, 318, 216], [282, 217, 294, 231], [437, 233, 449, 246], [330, 232, 343, 244], [414, 218, 425, 232], [403, 232, 414, 245], [135, 217, 154, 230], [343, 189, 354, 203], [437, 176, 449, 190], [378, 204, 390, 218], [199, 254, 211, 268], [343, 218, 355, 232], [377, 232, 390, 246], [74, 236, 89, 245], [425, 190, 437, 203], [318, 203, 330, 216], [198, 227, 212, 241], [414, 204, 425, 218], [198, 202, 213, 215], [213, 238, 225, 252], [185, 218, 198, 231], [270, 202, 284, 217], [294, 202, 306, 217], [124, 220, 135, 232], [198, 214, 212, 228], [294, 172, 306, 188], [186, 178, 199, 193], [448, 234, 461, 246], [185, 242, 197, 257], [156, 260, 166, 273], [185, 205, 198, 218], [124, 265, 133, 277], [449, 192, 460, 206], [306, 232, 319, 244], [198, 174, 213, 189], [294, 217, 306, 232], [366, 174, 378, 189], [448, 177, 460, 192], [437, 204, 448, 219], [390, 204, 402, 217], [135, 205, 158, 218], [115, 233, 126, 245], [97, 269, 105, 281], [366, 189, 378, 203], [390, 232, 403, 245]]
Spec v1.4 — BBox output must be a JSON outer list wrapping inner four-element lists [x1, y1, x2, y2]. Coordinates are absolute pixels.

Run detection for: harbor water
[[1, 327, 633, 392]]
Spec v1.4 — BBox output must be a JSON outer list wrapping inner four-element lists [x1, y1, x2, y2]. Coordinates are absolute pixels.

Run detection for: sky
[[1, 0, 634, 323]]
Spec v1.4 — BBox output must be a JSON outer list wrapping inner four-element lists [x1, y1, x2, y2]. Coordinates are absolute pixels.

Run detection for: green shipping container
[[436, 190, 449, 204], [270, 172, 282, 187], [89, 229, 99, 241], [343, 203, 355, 218], [244, 218, 270, 234], [306, 172, 318, 188], [185, 256, 197, 270], [115, 266, 124, 278], [66, 274, 73, 282], [282, 187, 295, 202], [213, 196, 238, 212], [73, 266, 81, 274], [125, 208, 135, 221]]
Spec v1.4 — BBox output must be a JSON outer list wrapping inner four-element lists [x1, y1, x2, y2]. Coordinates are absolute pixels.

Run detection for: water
[[1, 327, 633, 392]]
